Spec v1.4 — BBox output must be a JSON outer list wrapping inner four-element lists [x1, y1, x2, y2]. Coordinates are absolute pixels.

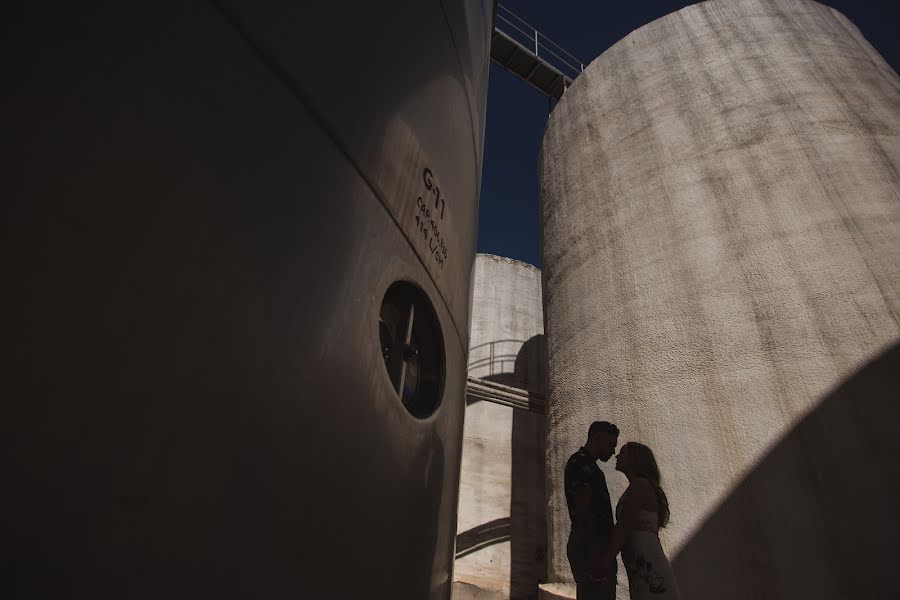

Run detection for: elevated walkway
[[490, 5, 584, 100], [465, 375, 545, 414]]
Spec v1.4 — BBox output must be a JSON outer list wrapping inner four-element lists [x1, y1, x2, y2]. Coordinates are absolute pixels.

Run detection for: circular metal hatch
[[379, 281, 445, 418]]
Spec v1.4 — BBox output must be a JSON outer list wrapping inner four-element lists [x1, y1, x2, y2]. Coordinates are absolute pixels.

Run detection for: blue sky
[[476, 1, 900, 267]]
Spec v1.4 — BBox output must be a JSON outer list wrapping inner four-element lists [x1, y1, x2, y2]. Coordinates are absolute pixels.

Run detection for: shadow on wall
[[467, 335, 547, 405], [672, 341, 900, 599], [457, 517, 512, 559], [457, 335, 548, 599], [510, 335, 548, 600], [467, 339, 531, 399]]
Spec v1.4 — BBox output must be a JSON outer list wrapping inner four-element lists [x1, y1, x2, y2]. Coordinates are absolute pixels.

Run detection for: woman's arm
[[591, 478, 653, 576]]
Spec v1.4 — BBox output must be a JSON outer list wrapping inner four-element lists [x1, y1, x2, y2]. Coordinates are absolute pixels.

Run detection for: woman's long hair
[[624, 442, 670, 528]]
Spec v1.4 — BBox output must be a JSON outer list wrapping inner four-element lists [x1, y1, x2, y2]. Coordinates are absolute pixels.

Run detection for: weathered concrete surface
[[537, 583, 575, 600], [453, 581, 507, 600], [539, 1, 900, 598], [455, 255, 547, 599]]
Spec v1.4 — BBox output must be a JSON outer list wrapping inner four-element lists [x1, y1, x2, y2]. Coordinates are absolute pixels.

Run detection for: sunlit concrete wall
[[454, 254, 547, 600], [538, 0, 900, 598]]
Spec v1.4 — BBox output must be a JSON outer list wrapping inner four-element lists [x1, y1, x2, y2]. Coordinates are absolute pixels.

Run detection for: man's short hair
[[588, 420, 619, 438]]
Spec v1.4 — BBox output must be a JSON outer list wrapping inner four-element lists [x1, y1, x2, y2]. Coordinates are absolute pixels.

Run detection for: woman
[[595, 442, 680, 599]]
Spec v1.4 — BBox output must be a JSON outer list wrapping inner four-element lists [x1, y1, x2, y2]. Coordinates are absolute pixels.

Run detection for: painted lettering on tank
[[414, 166, 449, 270]]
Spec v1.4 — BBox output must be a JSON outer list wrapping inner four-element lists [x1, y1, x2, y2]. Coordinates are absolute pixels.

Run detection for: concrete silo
[[538, 0, 900, 598], [2, 1, 492, 598], [455, 254, 547, 600]]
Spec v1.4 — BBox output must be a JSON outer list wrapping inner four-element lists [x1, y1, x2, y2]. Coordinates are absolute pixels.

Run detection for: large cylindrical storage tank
[[1, 1, 492, 598], [539, 0, 900, 598], [455, 254, 547, 600]]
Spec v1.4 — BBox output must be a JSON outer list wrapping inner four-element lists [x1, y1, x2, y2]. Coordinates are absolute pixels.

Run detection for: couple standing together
[[565, 421, 680, 600]]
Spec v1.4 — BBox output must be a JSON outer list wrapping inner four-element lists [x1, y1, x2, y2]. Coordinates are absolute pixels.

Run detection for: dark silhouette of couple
[[565, 421, 680, 599]]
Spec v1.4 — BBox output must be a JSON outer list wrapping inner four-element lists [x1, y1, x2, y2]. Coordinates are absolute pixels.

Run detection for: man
[[564, 420, 620, 599]]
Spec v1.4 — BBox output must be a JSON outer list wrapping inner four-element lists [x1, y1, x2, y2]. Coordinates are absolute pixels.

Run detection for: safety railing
[[467, 338, 526, 376], [495, 3, 585, 81]]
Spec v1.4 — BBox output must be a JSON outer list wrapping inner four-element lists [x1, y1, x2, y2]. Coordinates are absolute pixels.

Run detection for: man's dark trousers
[[566, 531, 616, 600]]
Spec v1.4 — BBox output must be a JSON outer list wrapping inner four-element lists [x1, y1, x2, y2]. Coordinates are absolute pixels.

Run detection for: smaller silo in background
[[454, 254, 548, 600]]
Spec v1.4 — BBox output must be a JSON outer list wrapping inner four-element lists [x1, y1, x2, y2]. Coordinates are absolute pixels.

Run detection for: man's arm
[[573, 484, 592, 541], [565, 456, 593, 541]]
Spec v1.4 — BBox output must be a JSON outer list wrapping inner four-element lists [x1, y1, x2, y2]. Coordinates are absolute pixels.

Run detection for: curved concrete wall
[[539, 0, 900, 597], [455, 254, 547, 599], [2, 2, 491, 598]]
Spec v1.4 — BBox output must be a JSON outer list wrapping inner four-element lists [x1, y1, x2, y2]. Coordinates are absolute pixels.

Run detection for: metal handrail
[[468, 354, 518, 369], [497, 5, 584, 67], [495, 4, 585, 80], [469, 338, 529, 352], [468, 339, 529, 375]]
